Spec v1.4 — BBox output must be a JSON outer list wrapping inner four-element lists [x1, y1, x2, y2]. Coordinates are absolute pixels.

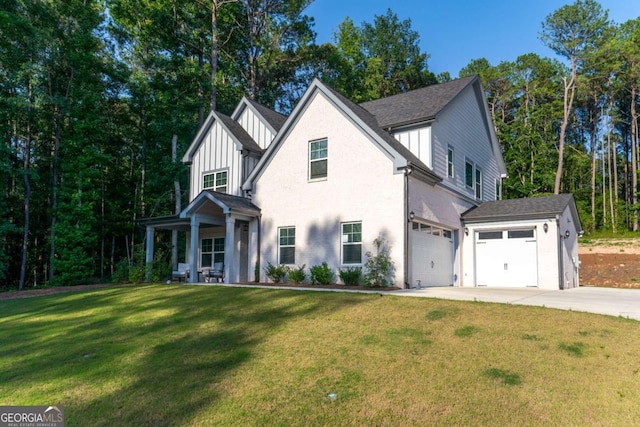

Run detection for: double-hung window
[[447, 146, 454, 178], [201, 237, 225, 268], [309, 138, 328, 180], [465, 160, 474, 188], [278, 227, 295, 265], [341, 222, 362, 264], [475, 168, 483, 199], [203, 170, 228, 193]]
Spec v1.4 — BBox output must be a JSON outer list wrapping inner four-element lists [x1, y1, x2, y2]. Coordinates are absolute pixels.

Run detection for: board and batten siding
[[431, 86, 501, 203], [392, 126, 432, 168], [189, 121, 244, 200], [252, 90, 406, 287], [237, 107, 276, 150]]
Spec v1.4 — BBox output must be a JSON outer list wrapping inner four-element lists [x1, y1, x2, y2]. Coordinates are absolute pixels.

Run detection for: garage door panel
[[411, 228, 453, 287], [475, 230, 537, 287]]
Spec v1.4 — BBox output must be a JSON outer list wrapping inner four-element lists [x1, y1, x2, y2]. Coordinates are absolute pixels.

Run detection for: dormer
[[232, 97, 287, 151], [182, 111, 263, 201]]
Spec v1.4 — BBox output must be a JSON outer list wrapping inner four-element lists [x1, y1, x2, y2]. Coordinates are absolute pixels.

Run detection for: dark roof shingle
[[245, 98, 287, 132], [206, 190, 261, 214], [360, 76, 477, 128], [217, 113, 264, 153]]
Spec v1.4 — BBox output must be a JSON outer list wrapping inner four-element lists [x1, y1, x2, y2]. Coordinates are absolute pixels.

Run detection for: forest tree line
[[1, 0, 639, 288]]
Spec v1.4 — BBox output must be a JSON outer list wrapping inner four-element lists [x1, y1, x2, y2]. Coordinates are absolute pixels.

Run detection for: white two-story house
[[142, 76, 582, 290]]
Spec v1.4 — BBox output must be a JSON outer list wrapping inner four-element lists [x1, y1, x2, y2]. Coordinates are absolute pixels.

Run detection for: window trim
[[309, 138, 328, 181], [447, 146, 454, 178], [341, 221, 362, 265], [202, 169, 229, 193], [475, 167, 483, 200], [278, 226, 296, 265], [465, 159, 474, 188], [201, 237, 225, 268]]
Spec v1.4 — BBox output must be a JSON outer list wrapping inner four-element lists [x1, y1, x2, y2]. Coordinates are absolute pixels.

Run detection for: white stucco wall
[[252, 91, 406, 286]]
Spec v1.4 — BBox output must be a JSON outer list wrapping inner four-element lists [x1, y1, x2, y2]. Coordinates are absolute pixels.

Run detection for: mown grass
[[1, 284, 639, 426]]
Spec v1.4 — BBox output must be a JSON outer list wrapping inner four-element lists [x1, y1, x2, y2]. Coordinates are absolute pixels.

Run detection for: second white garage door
[[411, 223, 453, 287], [475, 229, 538, 287]]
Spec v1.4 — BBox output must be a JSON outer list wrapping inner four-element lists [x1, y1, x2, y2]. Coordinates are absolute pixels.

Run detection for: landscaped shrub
[[309, 262, 334, 285], [339, 267, 361, 286], [288, 265, 306, 284], [363, 236, 394, 287], [265, 263, 288, 283]]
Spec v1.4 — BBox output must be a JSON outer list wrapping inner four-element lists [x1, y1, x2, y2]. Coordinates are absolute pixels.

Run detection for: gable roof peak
[[360, 75, 478, 129]]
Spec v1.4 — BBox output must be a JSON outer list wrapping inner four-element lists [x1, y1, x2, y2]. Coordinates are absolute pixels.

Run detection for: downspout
[[556, 215, 564, 290], [404, 166, 413, 289], [256, 213, 262, 283]]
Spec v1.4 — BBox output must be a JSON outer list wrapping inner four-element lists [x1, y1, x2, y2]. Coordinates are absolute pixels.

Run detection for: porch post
[[224, 216, 236, 284], [145, 226, 154, 281], [189, 217, 199, 283]]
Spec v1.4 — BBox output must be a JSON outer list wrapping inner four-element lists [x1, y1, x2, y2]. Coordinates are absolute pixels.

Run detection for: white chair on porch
[[172, 263, 190, 282], [204, 263, 224, 283]]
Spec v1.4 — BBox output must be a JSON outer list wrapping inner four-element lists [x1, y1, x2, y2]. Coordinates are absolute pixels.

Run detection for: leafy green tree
[[540, 0, 610, 195], [327, 9, 435, 102]]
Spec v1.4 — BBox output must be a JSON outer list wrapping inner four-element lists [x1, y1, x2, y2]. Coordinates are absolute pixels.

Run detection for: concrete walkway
[[395, 286, 640, 321], [211, 283, 640, 321]]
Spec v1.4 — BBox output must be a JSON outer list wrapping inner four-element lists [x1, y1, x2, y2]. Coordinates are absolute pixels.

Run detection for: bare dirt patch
[[579, 238, 640, 288]]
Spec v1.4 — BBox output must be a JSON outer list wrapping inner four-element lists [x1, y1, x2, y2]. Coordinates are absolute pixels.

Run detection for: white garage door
[[475, 229, 538, 287], [411, 223, 453, 287]]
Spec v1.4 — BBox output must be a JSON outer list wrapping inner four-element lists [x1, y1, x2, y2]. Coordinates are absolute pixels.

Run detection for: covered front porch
[[143, 191, 260, 283]]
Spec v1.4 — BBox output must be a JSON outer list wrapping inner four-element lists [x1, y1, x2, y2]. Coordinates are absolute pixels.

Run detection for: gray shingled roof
[[360, 75, 477, 128], [206, 190, 261, 214], [245, 98, 287, 132], [217, 113, 264, 153], [322, 82, 442, 184], [462, 194, 578, 223]]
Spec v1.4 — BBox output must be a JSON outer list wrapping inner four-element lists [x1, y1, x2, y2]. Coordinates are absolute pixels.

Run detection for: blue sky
[[305, 0, 640, 76]]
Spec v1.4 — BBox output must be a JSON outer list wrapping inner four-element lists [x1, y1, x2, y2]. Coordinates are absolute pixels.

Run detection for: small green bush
[[288, 265, 306, 284], [363, 236, 394, 287], [339, 267, 361, 286], [309, 262, 334, 285], [265, 263, 288, 283]]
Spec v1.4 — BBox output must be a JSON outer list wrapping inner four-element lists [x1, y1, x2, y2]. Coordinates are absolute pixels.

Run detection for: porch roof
[[181, 190, 261, 218]]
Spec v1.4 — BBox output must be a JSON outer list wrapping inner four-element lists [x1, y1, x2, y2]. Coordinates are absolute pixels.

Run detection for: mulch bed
[[233, 282, 401, 291]]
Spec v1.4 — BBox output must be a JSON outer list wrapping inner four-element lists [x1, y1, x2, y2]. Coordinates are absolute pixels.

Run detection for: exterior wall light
[[409, 211, 415, 222], [543, 223, 548, 233], [464, 227, 469, 236], [565, 230, 570, 238]]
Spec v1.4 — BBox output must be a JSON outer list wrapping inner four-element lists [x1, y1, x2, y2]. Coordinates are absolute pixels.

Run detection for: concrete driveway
[[395, 286, 640, 321]]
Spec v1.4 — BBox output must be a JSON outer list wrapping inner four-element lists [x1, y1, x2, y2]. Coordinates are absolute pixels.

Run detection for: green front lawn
[[1, 285, 639, 426]]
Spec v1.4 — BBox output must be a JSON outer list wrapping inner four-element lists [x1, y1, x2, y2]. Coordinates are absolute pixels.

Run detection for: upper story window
[[465, 160, 474, 188], [447, 146, 454, 178], [475, 168, 483, 199], [341, 221, 362, 265], [309, 138, 328, 180], [203, 169, 228, 193], [278, 227, 296, 265]]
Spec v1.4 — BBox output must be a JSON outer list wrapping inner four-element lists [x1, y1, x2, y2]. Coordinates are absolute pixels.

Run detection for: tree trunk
[[631, 86, 638, 231], [48, 110, 61, 284], [19, 79, 33, 291], [210, 1, 218, 112], [554, 71, 576, 195], [172, 133, 181, 269]]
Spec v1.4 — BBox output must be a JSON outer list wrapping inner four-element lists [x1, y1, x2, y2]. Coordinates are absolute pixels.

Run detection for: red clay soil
[[579, 253, 640, 289]]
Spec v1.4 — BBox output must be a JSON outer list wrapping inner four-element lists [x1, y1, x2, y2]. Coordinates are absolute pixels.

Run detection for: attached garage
[[461, 194, 583, 290], [410, 222, 454, 287], [475, 229, 537, 287]]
